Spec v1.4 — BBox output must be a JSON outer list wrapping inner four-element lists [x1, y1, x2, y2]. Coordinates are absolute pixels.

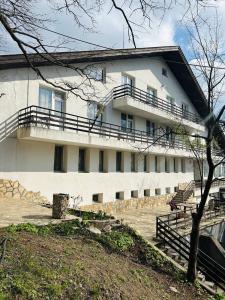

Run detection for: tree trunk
[[187, 213, 200, 282]]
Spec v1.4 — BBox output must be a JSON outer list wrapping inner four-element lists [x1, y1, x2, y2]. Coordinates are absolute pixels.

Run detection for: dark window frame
[[99, 150, 104, 172], [116, 151, 122, 172], [54, 145, 64, 172], [78, 148, 86, 172]]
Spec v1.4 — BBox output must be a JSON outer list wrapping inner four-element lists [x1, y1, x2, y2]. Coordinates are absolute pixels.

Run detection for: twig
[[0, 238, 8, 264]]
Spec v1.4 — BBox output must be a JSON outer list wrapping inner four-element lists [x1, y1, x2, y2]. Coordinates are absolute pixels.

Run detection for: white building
[[0, 46, 224, 207]]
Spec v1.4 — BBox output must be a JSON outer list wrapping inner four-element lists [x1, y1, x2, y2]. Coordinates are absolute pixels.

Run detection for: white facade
[[0, 49, 213, 205]]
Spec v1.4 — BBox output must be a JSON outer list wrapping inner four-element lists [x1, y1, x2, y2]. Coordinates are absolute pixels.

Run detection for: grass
[[0, 219, 221, 300]]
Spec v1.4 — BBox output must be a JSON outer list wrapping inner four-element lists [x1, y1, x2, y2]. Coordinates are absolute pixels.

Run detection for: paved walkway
[[114, 205, 170, 243], [0, 197, 75, 228]]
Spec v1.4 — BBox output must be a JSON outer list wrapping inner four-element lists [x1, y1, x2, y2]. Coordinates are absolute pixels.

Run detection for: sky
[[1, 0, 225, 111]]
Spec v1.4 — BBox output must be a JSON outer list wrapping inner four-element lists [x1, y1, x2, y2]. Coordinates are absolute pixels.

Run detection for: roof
[[0, 46, 225, 149]]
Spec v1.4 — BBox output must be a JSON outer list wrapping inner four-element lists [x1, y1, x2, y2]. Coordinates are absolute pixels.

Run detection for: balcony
[[16, 106, 196, 156], [112, 85, 205, 132]]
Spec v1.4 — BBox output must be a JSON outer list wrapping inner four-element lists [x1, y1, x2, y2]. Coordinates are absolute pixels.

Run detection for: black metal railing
[[17, 105, 192, 151], [156, 204, 225, 291], [0, 111, 19, 142], [112, 84, 201, 124]]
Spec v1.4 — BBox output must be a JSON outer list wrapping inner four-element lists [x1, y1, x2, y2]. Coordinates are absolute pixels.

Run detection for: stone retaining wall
[[0, 179, 48, 203], [80, 193, 175, 215]]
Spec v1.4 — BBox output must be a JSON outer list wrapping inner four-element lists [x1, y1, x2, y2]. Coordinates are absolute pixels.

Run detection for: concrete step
[[204, 281, 215, 288]]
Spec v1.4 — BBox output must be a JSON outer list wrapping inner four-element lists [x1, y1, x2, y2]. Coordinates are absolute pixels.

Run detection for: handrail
[[156, 207, 225, 291], [0, 111, 19, 142], [182, 180, 195, 202], [112, 84, 202, 124], [17, 105, 193, 151]]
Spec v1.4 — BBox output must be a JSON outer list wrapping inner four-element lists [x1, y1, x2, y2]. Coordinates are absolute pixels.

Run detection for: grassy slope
[[0, 221, 217, 300]]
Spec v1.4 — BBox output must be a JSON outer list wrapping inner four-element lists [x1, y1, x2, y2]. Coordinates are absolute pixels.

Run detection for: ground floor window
[[79, 149, 86, 172], [116, 151, 122, 172], [54, 145, 64, 172], [181, 158, 186, 173], [99, 150, 104, 172]]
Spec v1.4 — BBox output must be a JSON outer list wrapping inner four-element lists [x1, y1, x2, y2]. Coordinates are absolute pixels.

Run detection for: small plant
[[100, 231, 134, 252], [7, 223, 39, 234]]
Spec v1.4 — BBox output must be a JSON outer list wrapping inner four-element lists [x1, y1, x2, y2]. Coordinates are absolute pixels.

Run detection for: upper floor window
[[121, 113, 134, 132], [84, 66, 106, 83], [182, 103, 189, 118], [122, 74, 135, 87], [147, 87, 157, 106], [39, 87, 65, 115], [166, 95, 175, 113], [146, 120, 155, 138], [87, 102, 102, 125], [162, 68, 168, 77]]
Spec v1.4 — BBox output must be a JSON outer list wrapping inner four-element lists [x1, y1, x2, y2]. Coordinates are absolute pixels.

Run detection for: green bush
[[100, 231, 134, 252]]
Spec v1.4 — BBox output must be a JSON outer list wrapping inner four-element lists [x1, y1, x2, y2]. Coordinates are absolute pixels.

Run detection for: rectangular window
[[155, 188, 161, 195], [131, 153, 136, 172], [182, 103, 189, 118], [162, 68, 168, 77], [92, 193, 103, 203], [167, 96, 175, 113], [121, 113, 134, 132], [155, 156, 160, 173], [54, 146, 64, 172], [115, 191, 124, 200], [174, 158, 178, 173], [87, 102, 102, 125], [39, 87, 64, 115], [165, 157, 170, 173], [116, 152, 122, 172], [146, 120, 155, 138], [131, 190, 138, 198], [122, 74, 135, 87], [166, 187, 171, 194], [181, 159, 186, 173], [99, 150, 104, 172], [147, 87, 157, 106], [144, 155, 147, 172], [144, 189, 150, 197], [84, 67, 106, 82], [79, 149, 86, 172]]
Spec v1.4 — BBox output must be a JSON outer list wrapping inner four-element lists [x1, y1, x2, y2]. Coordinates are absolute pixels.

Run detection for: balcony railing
[[112, 84, 201, 124], [18, 106, 191, 151]]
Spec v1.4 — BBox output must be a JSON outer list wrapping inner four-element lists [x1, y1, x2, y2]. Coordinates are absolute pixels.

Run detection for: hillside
[[0, 218, 218, 300]]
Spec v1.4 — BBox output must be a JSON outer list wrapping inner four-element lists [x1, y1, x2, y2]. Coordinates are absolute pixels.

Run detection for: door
[[122, 74, 135, 96]]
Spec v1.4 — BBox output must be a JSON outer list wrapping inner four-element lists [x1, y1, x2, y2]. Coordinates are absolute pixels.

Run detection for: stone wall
[[80, 193, 174, 215], [0, 179, 48, 203]]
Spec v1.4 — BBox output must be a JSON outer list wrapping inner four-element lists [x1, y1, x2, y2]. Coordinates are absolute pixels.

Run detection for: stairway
[[172, 181, 195, 204]]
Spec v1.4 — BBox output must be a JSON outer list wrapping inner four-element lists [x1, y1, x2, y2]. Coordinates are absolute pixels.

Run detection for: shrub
[[100, 231, 134, 252]]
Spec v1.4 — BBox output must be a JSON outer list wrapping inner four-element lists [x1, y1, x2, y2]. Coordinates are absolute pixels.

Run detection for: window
[[155, 156, 160, 173], [146, 120, 155, 138], [84, 66, 106, 82], [167, 95, 175, 112], [131, 153, 136, 172], [131, 190, 138, 198], [166, 187, 171, 194], [87, 102, 102, 125], [122, 74, 135, 87], [121, 113, 134, 132], [115, 191, 124, 200], [99, 150, 104, 172], [181, 159, 186, 173], [182, 103, 189, 118], [54, 146, 64, 172], [92, 193, 103, 203], [144, 189, 150, 197], [39, 87, 64, 115], [147, 87, 157, 106], [79, 149, 86, 172], [155, 188, 161, 195], [144, 155, 148, 172], [174, 186, 178, 192], [165, 126, 175, 145], [162, 68, 168, 77], [165, 157, 170, 173], [116, 152, 122, 172], [174, 158, 178, 173]]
